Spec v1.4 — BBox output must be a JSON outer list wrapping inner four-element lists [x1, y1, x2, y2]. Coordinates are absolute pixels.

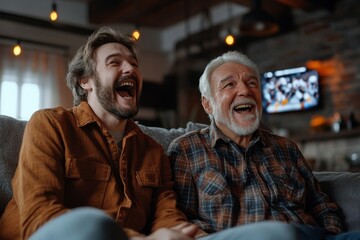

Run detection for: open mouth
[[234, 104, 254, 113], [116, 80, 136, 98]]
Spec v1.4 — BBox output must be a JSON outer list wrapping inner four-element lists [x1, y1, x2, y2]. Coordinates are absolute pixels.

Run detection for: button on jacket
[[168, 121, 342, 234], [0, 101, 187, 240]]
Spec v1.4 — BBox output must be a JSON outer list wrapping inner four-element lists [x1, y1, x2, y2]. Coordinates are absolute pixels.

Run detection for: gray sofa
[[1, 114, 359, 232]]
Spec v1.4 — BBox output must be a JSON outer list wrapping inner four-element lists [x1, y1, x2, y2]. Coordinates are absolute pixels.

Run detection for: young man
[[0, 26, 200, 240], [168, 51, 360, 240]]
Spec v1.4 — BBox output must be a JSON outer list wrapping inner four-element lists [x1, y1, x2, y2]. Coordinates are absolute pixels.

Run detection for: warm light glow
[[306, 60, 322, 69], [132, 29, 140, 40], [50, 3, 58, 21], [225, 34, 235, 46], [50, 10, 58, 21], [13, 44, 22, 56]]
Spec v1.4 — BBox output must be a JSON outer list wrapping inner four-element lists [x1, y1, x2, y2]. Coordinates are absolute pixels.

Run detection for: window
[[21, 83, 40, 120], [0, 80, 18, 117], [0, 75, 40, 120], [0, 45, 67, 120]]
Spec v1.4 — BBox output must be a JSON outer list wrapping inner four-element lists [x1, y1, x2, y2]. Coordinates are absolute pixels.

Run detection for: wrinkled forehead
[[211, 62, 258, 81]]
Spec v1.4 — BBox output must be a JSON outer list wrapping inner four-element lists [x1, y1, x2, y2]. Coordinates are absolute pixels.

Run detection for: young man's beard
[[94, 74, 139, 120]]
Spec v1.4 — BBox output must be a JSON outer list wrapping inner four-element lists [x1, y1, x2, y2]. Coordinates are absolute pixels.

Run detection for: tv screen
[[261, 67, 320, 114]]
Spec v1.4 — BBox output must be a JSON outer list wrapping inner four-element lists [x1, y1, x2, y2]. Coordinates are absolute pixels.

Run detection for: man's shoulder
[[29, 106, 73, 122], [169, 126, 210, 149]]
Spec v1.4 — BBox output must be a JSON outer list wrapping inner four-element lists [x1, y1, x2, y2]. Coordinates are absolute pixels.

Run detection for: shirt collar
[[209, 120, 268, 148]]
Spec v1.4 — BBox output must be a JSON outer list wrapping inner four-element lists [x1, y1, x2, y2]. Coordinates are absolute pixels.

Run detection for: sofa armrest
[[314, 171, 360, 231]]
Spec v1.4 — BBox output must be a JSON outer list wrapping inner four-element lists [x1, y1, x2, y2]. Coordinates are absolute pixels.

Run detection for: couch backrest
[[0, 115, 27, 215]]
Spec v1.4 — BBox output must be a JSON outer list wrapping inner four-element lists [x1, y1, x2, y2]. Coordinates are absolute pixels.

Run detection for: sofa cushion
[[314, 171, 360, 232], [0, 115, 27, 215]]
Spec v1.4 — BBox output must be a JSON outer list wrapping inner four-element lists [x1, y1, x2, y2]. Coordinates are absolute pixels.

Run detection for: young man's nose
[[121, 61, 134, 74]]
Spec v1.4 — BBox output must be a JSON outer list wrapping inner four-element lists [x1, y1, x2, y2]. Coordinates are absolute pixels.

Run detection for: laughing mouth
[[234, 104, 254, 113], [116, 80, 136, 98]]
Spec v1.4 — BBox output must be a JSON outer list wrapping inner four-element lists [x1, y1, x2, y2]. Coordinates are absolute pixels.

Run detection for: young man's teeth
[[120, 82, 134, 87]]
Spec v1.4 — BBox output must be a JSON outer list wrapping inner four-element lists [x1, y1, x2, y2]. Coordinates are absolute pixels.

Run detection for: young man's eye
[[109, 61, 120, 66], [130, 61, 139, 67]]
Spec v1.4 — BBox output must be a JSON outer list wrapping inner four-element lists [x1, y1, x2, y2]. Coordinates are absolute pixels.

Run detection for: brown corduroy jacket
[[0, 101, 188, 240]]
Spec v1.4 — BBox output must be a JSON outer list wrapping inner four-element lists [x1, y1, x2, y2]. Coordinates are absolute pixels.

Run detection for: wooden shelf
[[292, 127, 360, 143]]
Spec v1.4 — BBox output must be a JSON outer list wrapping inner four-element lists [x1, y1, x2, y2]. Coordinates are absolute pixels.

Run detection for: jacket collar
[[72, 101, 142, 139], [73, 101, 98, 127]]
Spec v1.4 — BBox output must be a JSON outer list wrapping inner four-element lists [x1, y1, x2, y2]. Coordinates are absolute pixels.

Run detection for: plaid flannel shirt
[[168, 121, 342, 234]]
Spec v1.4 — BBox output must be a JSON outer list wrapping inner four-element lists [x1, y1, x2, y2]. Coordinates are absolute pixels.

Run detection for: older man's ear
[[201, 96, 212, 115]]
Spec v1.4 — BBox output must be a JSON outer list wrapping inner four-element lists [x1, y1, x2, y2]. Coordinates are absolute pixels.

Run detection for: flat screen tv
[[261, 67, 320, 114]]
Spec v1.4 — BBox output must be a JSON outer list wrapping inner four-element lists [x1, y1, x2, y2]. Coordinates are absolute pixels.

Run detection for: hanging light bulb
[[223, 1, 236, 46], [132, 25, 140, 40], [50, 2, 58, 22], [13, 41, 22, 56], [225, 33, 235, 46]]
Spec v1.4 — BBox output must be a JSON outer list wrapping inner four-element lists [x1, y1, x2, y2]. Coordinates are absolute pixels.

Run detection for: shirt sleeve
[[13, 110, 68, 239], [149, 151, 189, 232], [296, 149, 343, 233]]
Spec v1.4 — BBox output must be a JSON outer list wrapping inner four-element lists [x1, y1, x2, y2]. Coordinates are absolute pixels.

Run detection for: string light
[[224, 1, 235, 46], [50, 2, 58, 22], [13, 41, 22, 56], [132, 0, 141, 41], [225, 33, 235, 46], [132, 28, 140, 40]]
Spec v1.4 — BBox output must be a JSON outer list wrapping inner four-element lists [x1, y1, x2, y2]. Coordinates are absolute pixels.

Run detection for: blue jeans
[[29, 207, 128, 240], [291, 223, 360, 240], [199, 221, 296, 240]]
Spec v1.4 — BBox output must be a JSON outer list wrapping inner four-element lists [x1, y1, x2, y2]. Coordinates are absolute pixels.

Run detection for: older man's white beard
[[213, 108, 261, 136]]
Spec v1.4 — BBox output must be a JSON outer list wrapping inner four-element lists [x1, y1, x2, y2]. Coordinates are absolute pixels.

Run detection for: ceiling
[[88, 0, 338, 29], [85, 0, 338, 61]]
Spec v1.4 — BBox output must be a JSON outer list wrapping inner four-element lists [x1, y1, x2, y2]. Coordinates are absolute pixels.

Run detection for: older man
[[168, 51, 360, 240]]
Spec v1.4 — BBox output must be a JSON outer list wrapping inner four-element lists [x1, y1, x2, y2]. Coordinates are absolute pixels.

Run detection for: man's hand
[[130, 222, 199, 240]]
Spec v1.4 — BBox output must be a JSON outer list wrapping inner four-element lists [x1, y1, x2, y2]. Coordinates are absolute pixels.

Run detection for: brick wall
[[247, 0, 360, 136], [246, 0, 360, 170]]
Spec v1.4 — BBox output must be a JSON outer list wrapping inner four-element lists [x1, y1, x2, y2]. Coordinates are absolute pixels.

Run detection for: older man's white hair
[[198, 51, 260, 100]]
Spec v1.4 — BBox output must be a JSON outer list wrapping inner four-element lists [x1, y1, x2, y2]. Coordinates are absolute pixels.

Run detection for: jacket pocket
[[136, 170, 162, 187], [66, 158, 111, 181], [64, 158, 111, 208]]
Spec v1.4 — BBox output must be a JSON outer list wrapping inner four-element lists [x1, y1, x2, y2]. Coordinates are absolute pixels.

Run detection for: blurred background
[[0, 0, 359, 171]]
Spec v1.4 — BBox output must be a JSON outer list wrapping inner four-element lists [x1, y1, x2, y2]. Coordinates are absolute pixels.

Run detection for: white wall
[[0, 0, 171, 82]]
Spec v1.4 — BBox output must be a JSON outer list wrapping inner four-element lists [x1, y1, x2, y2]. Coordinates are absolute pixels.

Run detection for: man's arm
[[149, 152, 191, 230], [13, 110, 68, 238]]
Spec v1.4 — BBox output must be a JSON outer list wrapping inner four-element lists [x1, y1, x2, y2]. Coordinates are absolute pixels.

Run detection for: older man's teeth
[[234, 104, 252, 111]]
